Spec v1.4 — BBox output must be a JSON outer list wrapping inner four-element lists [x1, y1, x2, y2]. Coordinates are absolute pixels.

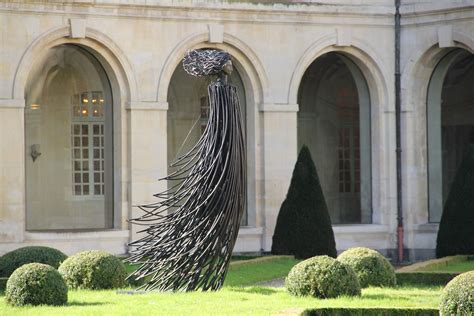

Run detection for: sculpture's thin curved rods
[[127, 49, 245, 291]]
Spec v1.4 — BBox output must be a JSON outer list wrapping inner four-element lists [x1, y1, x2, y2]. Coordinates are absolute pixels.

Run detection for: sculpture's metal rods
[[127, 49, 245, 291]]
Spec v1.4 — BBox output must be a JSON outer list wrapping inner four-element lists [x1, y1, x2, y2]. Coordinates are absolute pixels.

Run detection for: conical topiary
[[436, 144, 474, 258], [271, 145, 337, 259]]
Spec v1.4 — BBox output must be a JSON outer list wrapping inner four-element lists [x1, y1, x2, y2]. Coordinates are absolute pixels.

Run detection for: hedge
[[337, 247, 396, 288], [0, 277, 7, 292], [0, 246, 67, 277], [301, 308, 439, 316], [396, 272, 459, 286], [439, 271, 474, 316], [272, 145, 336, 259], [59, 250, 126, 290], [5, 263, 68, 306], [286, 255, 360, 298], [436, 144, 474, 257]]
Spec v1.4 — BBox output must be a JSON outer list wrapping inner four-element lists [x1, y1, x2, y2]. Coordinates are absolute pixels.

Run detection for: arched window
[[427, 49, 474, 222], [297, 52, 372, 224], [25, 44, 114, 230], [167, 56, 248, 225]]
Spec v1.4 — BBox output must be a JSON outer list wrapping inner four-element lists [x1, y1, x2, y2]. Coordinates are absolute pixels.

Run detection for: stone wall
[[0, 0, 472, 260]]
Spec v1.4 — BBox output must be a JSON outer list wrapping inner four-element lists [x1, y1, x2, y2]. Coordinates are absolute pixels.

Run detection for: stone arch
[[13, 25, 138, 104], [160, 32, 267, 228], [402, 30, 474, 112], [156, 32, 267, 105], [401, 30, 474, 227], [288, 34, 389, 109], [291, 34, 392, 226], [17, 25, 138, 230]]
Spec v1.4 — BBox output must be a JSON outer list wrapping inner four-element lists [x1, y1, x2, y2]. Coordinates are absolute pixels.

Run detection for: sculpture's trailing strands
[[126, 49, 246, 292]]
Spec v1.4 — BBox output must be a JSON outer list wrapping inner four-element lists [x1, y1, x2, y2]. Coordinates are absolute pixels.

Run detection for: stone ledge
[[25, 229, 130, 241], [0, 99, 25, 108]]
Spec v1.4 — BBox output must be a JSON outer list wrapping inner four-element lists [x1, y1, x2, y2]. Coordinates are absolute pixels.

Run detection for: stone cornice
[[0, 1, 395, 27], [401, 2, 474, 26]]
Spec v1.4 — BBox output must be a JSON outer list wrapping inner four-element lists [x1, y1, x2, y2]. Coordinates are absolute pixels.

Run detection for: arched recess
[[426, 48, 474, 222], [401, 32, 474, 225], [15, 26, 137, 231], [291, 38, 389, 225], [159, 33, 266, 228]]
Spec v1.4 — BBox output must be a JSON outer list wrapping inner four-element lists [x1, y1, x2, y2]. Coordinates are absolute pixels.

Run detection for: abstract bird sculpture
[[126, 49, 246, 292]]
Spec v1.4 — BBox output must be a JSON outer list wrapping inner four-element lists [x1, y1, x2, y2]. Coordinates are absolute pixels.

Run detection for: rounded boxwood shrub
[[0, 246, 67, 277], [6, 263, 67, 306], [285, 255, 361, 298], [337, 247, 396, 288], [439, 271, 474, 316], [58, 250, 126, 289]]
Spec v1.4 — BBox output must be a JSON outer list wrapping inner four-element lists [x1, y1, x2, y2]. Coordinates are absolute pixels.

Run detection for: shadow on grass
[[68, 301, 107, 307], [363, 293, 410, 301], [229, 286, 278, 295]]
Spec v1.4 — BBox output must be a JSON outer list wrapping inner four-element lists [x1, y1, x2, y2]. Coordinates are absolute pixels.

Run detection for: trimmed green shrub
[[0, 246, 67, 277], [396, 272, 458, 286], [301, 308, 438, 316], [439, 271, 474, 316], [436, 144, 474, 258], [5, 263, 67, 306], [272, 145, 337, 259], [285, 255, 360, 298], [0, 277, 7, 292], [337, 247, 396, 288], [58, 250, 126, 290]]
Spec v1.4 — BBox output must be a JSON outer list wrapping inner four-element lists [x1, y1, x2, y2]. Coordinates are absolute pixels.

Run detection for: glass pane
[[74, 161, 81, 171], [83, 185, 89, 195], [94, 185, 101, 195]]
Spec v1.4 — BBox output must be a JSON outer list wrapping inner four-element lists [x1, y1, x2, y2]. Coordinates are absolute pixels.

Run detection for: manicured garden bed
[[396, 255, 473, 286], [0, 256, 442, 315]]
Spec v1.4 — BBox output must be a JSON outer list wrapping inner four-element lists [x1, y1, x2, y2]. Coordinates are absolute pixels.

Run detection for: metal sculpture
[[126, 49, 246, 292]]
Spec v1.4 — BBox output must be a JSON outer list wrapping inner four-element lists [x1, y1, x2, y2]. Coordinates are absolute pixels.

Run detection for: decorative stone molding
[[126, 101, 169, 111], [69, 18, 86, 39], [0, 99, 25, 108], [208, 24, 224, 44], [259, 103, 298, 112], [335, 28, 352, 47], [438, 25, 454, 48]]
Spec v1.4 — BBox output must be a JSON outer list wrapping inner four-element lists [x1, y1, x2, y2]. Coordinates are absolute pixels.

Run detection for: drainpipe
[[395, 0, 404, 263]]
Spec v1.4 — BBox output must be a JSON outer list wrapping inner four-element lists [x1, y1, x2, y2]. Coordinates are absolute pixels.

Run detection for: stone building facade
[[0, 0, 473, 261]]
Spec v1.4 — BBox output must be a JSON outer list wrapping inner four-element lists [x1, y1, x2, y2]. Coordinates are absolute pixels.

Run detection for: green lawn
[[0, 256, 442, 315], [422, 260, 474, 273], [0, 286, 441, 316]]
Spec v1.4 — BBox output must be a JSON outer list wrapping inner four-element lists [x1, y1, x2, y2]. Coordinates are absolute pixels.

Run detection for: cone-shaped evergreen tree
[[436, 144, 474, 258], [271, 145, 337, 259]]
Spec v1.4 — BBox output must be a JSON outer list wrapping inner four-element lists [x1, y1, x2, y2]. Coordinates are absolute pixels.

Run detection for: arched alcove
[[25, 44, 116, 230], [427, 48, 474, 222], [297, 52, 372, 224]]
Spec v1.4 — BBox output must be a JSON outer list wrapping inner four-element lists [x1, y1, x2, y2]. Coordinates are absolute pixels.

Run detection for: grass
[[422, 260, 474, 273], [0, 286, 441, 316], [0, 256, 443, 315]]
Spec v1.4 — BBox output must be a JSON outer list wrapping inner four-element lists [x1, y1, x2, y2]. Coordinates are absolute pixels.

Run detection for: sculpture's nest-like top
[[183, 49, 230, 77]]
